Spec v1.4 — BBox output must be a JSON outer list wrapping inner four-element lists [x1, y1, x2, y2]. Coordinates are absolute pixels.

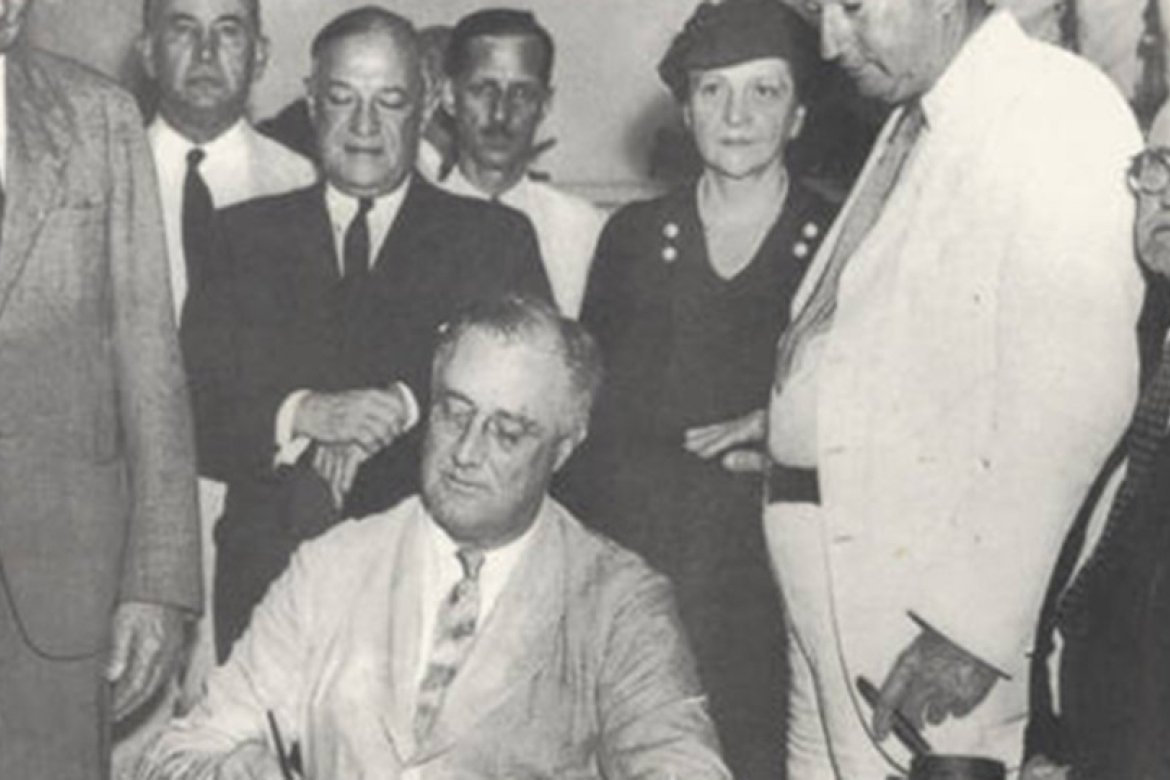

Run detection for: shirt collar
[[324, 175, 410, 227], [444, 164, 529, 208], [420, 498, 545, 583], [148, 115, 250, 165]]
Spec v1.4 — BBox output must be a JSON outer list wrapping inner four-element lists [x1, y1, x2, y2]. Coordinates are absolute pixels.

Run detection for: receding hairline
[[142, 0, 262, 31], [310, 6, 420, 63]]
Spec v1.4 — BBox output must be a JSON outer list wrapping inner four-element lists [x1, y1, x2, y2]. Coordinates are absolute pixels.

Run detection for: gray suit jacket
[[0, 44, 200, 658], [138, 496, 730, 779]]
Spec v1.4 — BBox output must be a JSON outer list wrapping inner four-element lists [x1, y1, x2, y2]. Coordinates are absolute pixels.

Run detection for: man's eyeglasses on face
[[1128, 147, 1170, 195]]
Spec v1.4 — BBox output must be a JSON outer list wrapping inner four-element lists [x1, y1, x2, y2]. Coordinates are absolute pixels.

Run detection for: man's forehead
[[440, 332, 566, 411], [318, 31, 418, 83], [150, 0, 258, 24], [464, 34, 546, 76]]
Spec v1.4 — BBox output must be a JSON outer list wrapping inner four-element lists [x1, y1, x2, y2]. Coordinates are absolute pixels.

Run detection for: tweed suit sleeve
[[106, 86, 201, 613]]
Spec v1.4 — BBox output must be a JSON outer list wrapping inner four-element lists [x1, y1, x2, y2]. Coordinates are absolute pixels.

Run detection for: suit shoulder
[[553, 502, 672, 603], [20, 47, 138, 114], [220, 184, 318, 229], [289, 498, 417, 584], [418, 178, 535, 235]]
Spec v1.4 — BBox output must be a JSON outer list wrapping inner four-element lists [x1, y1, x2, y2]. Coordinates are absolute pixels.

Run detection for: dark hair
[[658, 0, 816, 102], [433, 294, 603, 433], [143, 0, 261, 31], [445, 8, 555, 85], [310, 5, 418, 62]]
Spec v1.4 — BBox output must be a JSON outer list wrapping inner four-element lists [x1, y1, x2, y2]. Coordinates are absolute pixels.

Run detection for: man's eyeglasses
[[1128, 147, 1170, 195]]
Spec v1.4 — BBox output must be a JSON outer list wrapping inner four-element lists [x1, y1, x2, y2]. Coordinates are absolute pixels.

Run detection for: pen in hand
[[266, 710, 297, 780]]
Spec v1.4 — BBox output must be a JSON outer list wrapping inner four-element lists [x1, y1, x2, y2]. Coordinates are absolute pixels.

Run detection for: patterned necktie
[[1057, 337, 1170, 633], [773, 102, 925, 387], [343, 196, 374, 279], [414, 547, 485, 744], [182, 147, 214, 290]]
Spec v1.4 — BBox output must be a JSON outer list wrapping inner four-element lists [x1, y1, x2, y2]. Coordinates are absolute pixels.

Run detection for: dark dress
[[557, 179, 836, 780]]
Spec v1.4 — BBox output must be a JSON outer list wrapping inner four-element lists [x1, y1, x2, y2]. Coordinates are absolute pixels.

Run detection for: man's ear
[[250, 33, 270, 84], [537, 85, 554, 125], [303, 75, 317, 126], [681, 101, 693, 132], [552, 425, 587, 472], [136, 33, 157, 81], [440, 78, 458, 119]]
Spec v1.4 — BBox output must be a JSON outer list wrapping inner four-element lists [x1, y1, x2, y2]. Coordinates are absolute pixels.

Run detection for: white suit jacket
[[771, 11, 1142, 691], [136, 496, 729, 779]]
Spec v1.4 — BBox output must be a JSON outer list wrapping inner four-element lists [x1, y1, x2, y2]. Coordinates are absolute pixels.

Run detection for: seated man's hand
[[214, 740, 285, 780], [1019, 754, 1069, 780], [105, 601, 187, 721], [873, 627, 998, 740], [312, 442, 372, 508], [293, 387, 411, 452]]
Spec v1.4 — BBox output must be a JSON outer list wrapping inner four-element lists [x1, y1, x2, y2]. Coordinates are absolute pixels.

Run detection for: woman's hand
[[684, 408, 765, 458]]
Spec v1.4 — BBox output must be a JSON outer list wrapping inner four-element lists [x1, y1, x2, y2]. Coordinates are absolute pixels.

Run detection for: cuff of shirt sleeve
[[391, 381, 420, 433], [907, 610, 1011, 680], [274, 389, 312, 468]]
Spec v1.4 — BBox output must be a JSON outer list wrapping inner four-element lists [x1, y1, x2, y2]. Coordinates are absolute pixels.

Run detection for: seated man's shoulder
[[290, 497, 420, 581], [553, 502, 673, 608]]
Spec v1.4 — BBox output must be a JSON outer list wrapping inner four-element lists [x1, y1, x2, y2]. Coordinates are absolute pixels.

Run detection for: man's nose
[[349, 101, 381, 137], [193, 29, 219, 62], [820, 5, 846, 61], [488, 92, 510, 126], [452, 422, 488, 467]]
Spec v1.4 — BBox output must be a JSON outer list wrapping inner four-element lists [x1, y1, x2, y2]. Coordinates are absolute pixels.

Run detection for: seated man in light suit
[[136, 294, 730, 780]]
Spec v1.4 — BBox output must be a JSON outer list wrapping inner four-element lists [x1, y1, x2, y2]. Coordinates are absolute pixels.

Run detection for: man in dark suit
[[1024, 114, 1170, 780], [182, 5, 549, 659], [0, 0, 201, 777]]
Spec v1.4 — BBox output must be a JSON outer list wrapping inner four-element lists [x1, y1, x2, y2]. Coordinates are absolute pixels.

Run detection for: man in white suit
[[759, 0, 1144, 776], [136, 295, 729, 779], [137, 0, 315, 705]]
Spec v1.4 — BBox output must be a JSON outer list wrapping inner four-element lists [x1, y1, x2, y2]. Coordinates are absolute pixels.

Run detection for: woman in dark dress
[[557, 3, 837, 778]]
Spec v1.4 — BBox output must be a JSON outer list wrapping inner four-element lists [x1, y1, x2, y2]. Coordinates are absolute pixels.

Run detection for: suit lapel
[[0, 47, 70, 320], [414, 503, 566, 762]]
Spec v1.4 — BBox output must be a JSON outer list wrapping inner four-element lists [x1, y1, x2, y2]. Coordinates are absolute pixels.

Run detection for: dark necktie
[[343, 197, 374, 279], [773, 102, 925, 387], [414, 547, 485, 744], [182, 147, 214, 290]]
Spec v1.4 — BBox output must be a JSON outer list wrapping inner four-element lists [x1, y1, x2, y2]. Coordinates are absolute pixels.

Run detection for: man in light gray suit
[[0, 0, 201, 777]]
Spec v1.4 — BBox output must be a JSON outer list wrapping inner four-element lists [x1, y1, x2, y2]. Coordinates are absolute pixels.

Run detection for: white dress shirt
[[437, 168, 605, 318], [414, 508, 542, 687], [147, 117, 317, 316]]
